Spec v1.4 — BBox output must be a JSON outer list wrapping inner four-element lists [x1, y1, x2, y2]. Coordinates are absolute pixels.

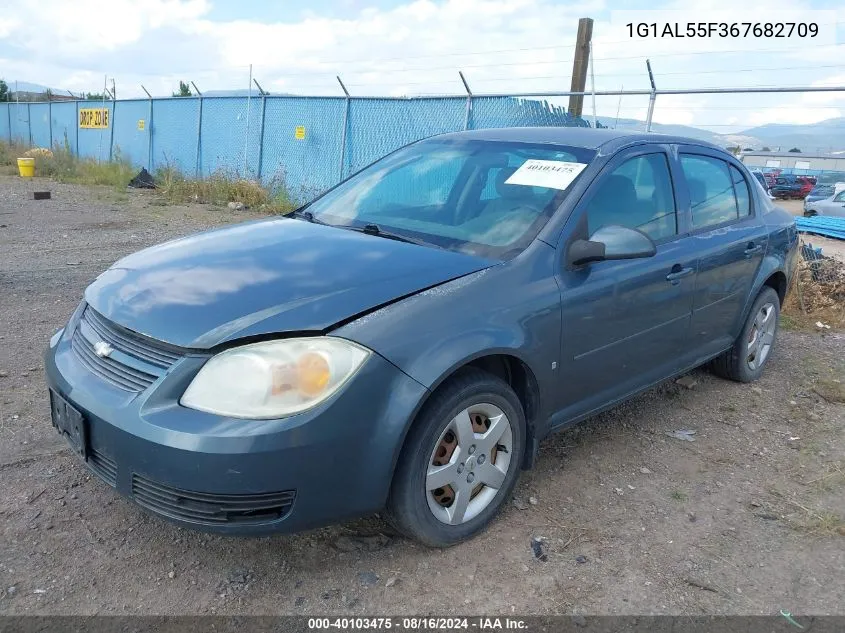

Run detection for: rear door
[[676, 148, 769, 359]]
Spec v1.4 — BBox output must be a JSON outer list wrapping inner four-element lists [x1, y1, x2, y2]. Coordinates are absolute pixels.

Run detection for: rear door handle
[[666, 266, 694, 285], [744, 243, 764, 258]]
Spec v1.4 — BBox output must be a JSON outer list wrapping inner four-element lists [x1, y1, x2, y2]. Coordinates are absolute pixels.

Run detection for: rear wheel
[[386, 368, 525, 547], [710, 287, 780, 383]]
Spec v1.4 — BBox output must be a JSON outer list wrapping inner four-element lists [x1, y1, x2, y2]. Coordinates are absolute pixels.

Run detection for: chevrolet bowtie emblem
[[93, 341, 114, 358]]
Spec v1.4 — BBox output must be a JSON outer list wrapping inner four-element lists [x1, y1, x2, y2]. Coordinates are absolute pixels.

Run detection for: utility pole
[[568, 17, 593, 119]]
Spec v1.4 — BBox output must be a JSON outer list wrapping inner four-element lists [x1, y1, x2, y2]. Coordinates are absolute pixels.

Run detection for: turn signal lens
[[296, 352, 331, 397]]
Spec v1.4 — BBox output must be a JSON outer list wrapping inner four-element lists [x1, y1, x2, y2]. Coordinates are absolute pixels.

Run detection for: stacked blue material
[[795, 216, 845, 241]]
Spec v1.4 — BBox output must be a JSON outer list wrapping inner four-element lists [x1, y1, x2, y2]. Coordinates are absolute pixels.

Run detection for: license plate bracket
[[49, 389, 87, 459]]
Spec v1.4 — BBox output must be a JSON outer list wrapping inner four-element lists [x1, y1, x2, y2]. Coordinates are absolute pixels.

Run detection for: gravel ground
[[1, 176, 843, 616]]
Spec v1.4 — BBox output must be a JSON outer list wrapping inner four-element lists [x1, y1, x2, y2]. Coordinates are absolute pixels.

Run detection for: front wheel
[[386, 368, 525, 547], [710, 286, 780, 383]]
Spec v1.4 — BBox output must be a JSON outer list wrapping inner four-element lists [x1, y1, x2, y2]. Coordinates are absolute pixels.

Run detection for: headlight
[[181, 337, 371, 419]]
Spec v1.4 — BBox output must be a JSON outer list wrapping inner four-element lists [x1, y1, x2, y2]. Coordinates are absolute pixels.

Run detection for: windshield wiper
[[352, 223, 435, 248], [293, 209, 330, 225]]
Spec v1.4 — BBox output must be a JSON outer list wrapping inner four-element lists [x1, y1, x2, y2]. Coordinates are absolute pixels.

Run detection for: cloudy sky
[[0, 0, 843, 133]]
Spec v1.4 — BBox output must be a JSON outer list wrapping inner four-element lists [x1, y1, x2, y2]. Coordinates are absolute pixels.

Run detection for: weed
[[670, 490, 688, 502], [1, 140, 296, 211], [155, 164, 295, 214]]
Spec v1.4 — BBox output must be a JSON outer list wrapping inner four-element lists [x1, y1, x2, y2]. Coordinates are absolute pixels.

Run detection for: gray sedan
[[804, 189, 845, 217]]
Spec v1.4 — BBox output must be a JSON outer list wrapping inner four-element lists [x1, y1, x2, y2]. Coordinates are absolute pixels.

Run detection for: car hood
[[84, 217, 496, 349]]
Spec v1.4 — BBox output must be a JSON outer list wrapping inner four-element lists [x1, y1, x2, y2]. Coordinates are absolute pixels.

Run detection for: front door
[[553, 147, 698, 425]]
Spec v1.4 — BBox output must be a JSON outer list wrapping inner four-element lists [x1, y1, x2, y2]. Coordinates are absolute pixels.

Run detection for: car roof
[[430, 127, 727, 154]]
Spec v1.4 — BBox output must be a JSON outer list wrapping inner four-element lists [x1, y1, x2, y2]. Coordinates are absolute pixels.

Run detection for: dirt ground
[[1, 177, 843, 616]]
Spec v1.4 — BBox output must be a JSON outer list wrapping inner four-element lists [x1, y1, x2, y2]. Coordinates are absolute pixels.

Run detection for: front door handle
[[744, 243, 764, 258], [666, 265, 694, 285]]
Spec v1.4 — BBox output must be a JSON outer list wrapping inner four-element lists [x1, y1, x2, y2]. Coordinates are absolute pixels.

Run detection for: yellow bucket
[[17, 157, 35, 178]]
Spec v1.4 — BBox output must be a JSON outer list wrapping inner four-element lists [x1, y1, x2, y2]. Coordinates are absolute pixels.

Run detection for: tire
[[710, 287, 780, 383], [386, 368, 525, 547]]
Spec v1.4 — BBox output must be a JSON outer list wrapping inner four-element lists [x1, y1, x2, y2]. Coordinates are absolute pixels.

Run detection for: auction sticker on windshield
[[505, 160, 588, 190]]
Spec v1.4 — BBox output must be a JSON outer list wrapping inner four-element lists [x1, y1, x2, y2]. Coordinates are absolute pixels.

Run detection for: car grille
[[70, 306, 183, 392], [88, 449, 118, 487], [131, 474, 296, 526]]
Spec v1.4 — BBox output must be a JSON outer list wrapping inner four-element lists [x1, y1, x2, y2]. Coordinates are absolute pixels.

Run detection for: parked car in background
[[770, 175, 805, 199], [804, 189, 845, 217], [763, 170, 779, 188], [804, 172, 845, 211], [805, 183, 836, 207], [45, 128, 799, 546], [750, 170, 774, 199], [796, 176, 816, 198]]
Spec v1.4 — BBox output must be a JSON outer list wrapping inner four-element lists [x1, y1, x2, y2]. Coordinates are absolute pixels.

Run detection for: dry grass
[[0, 140, 31, 174], [1, 140, 295, 212], [782, 254, 845, 330], [155, 165, 295, 214]]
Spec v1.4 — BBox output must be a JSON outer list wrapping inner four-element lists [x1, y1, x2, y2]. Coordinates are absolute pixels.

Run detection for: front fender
[[334, 243, 562, 429]]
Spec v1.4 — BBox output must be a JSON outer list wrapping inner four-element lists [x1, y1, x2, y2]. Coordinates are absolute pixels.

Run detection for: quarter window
[[681, 155, 742, 229], [585, 153, 677, 242], [730, 166, 751, 217], [834, 190, 845, 203]]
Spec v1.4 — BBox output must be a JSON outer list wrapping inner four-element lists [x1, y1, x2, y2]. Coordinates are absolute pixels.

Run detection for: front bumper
[[44, 326, 428, 535]]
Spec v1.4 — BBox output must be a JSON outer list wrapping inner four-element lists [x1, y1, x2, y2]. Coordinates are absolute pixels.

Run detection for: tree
[[788, 147, 801, 153], [173, 81, 192, 97], [761, 146, 771, 152], [743, 147, 754, 152], [726, 145, 741, 156], [85, 92, 106, 100], [0, 79, 8, 102]]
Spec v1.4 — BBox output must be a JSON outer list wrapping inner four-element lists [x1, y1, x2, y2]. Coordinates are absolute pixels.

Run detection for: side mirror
[[568, 225, 657, 267]]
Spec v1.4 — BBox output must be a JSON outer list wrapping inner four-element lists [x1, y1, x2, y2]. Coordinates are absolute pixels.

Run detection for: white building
[[740, 151, 845, 174]]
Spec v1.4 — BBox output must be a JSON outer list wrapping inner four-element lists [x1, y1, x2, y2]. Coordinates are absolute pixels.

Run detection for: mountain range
[[600, 116, 845, 154]]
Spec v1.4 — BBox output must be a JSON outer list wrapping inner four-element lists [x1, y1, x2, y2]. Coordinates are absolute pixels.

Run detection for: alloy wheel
[[747, 302, 776, 371]]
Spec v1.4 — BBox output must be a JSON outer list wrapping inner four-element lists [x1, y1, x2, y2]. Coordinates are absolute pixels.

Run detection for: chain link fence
[[0, 93, 599, 201], [0, 84, 842, 203]]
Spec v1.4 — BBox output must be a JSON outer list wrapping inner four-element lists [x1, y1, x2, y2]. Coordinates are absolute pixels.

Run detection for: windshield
[[303, 139, 596, 259]]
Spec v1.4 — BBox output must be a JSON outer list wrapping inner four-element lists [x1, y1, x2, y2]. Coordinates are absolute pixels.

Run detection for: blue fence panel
[[1, 94, 600, 200], [200, 97, 262, 178], [9, 102, 30, 144], [345, 98, 465, 176], [29, 103, 51, 148], [151, 98, 198, 173], [260, 97, 346, 200], [51, 101, 77, 153], [0, 104, 9, 142], [112, 99, 151, 167], [76, 101, 114, 161]]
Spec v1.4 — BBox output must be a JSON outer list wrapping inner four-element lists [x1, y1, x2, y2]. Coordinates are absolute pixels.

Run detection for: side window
[[730, 166, 751, 217], [585, 153, 677, 242], [680, 155, 739, 229], [833, 190, 845, 202]]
